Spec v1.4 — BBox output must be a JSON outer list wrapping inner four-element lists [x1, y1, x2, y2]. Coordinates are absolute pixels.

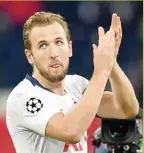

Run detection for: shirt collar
[[25, 74, 54, 93]]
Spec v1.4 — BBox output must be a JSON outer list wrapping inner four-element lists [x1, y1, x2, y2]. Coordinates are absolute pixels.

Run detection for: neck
[[32, 72, 65, 96]]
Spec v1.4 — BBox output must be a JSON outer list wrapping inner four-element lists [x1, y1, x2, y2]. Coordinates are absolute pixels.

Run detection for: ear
[[68, 41, 72, 57], [25, 49, 34, 65]]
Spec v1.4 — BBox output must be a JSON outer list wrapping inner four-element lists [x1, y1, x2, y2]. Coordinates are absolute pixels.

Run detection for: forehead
[[29, 22, 67, 43]]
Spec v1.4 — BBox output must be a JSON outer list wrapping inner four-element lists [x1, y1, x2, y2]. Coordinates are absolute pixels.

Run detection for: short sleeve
[[75, 75, 89, 94], [20, 94, 64, 137]]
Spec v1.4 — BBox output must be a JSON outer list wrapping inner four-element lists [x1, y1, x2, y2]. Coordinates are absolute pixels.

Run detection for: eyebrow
[[55, 37, 64, 40], [37, 37, 64, 46], [37, 40, 47, 46]]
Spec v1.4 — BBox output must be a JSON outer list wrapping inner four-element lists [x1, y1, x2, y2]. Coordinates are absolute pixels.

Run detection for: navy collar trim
[[25, 74, 54, 93]]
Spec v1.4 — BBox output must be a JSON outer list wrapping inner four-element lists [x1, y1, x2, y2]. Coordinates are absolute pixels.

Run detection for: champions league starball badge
[[26, 97, 43, 114]]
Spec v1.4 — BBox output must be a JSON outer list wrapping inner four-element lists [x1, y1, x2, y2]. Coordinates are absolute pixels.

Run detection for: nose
[[49, 45, 58, 59]]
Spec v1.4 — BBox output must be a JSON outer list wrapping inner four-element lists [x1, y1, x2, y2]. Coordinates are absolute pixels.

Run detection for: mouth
[[50, 63, 62, 68]]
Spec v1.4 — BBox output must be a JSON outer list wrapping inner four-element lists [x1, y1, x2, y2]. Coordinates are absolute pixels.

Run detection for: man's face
[[25, 22, 72, 82]]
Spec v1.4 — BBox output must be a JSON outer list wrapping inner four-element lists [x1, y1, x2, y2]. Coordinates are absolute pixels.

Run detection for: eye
[[56, 40, 64, 46], [39, 43, 48, 49]]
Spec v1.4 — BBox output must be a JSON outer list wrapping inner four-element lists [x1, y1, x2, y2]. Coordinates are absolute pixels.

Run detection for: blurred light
[[0, 1, 44, 25], [0, 11, 13, 35], [77, 2, 100, 24], [108, 2, 133, 25]]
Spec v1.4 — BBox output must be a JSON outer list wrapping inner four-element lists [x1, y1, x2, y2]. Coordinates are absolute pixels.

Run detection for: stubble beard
[[35, 63, 69, 83]]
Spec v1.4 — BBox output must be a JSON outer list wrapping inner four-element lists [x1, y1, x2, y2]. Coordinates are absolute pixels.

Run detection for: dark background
[[0, 1, 142, 153]]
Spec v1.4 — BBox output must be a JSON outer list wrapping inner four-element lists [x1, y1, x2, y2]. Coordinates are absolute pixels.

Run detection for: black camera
[[93, 109, 143, 153], [101, 118, 137, 144]]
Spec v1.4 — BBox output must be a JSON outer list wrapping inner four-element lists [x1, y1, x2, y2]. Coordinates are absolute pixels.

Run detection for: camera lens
[[109, 124, 128, 139]]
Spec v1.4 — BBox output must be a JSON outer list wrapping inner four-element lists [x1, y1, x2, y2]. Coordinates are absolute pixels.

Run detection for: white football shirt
[[6, 74, 89, 153]]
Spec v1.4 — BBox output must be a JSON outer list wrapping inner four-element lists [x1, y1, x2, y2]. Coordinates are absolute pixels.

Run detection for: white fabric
[[6, 74, 89, 153]]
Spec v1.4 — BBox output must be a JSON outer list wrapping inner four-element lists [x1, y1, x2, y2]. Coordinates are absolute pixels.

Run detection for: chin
[[41, 66, 68, 82], [46, 71, 66, 82], [49, 75, 65, 82]]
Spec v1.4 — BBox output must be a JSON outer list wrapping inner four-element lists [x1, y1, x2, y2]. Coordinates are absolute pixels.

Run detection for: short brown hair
[[23, 11, 71, 49]]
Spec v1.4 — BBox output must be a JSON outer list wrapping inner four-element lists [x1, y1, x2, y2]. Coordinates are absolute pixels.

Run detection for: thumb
[[92, 44, 97, 50], [92, 44, 97, 54], [98, 26, 105, 44]]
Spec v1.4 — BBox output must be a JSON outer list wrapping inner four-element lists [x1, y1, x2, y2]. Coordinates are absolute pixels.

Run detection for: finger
[[92, 44, 97, 54], [92, 44, 97, 49], [115, 17, 122, 40], [115, 16, 119, 38], [116, 16, 119, 28], [110, 13, 117, 30], [98, 26, 105, 39], [117, 16, 122, 38], [110, 13, 115, 29], [98, 26, 105, 44], [115, 14, 118, 28]]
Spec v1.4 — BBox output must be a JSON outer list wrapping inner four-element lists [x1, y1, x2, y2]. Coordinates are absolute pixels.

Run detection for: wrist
[[92, 71, 110, 81], [110, 61, 119, 79]]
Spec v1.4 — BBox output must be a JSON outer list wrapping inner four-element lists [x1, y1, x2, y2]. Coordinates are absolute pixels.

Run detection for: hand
[[110, 13, 122, 59], [98, 13, 122, 60], [93, 27, 115, 77]]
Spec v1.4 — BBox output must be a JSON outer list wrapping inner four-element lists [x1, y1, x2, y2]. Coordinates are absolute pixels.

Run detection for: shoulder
[[65, 74, 89, 85], [6, 78, 61, 111], [65, 74, 87, 82], [64, 74, 89, 94], [6, 79, 33, 115], [6, 78, 45, 116], [6, 78, 61, 123], [7, 78, 34, 102]]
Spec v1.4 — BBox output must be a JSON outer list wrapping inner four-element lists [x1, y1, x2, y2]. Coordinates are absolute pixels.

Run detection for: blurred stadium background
[[0, 1, 142, 153]]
